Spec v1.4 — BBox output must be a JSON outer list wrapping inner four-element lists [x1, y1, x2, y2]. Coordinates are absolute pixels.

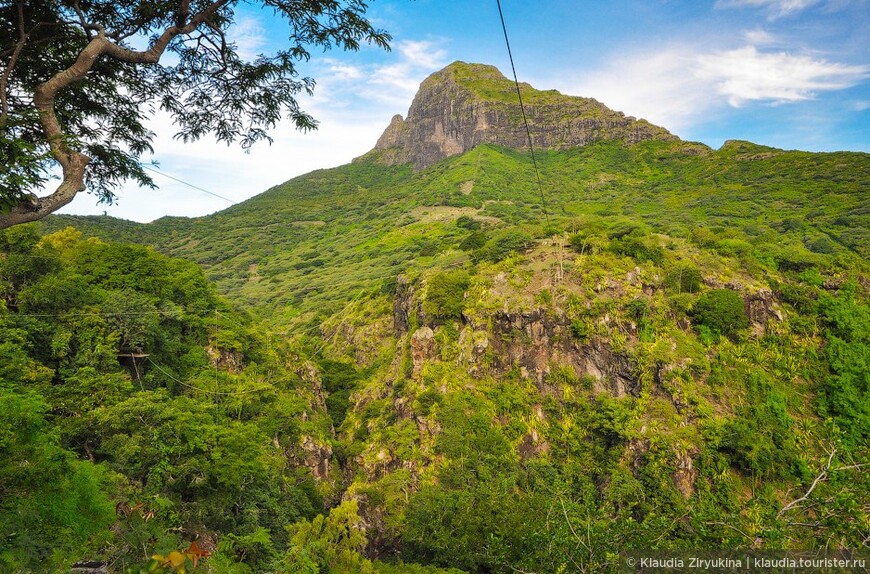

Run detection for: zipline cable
[[141, 164, 238, 205], [495, 0, 551, 228], [146, 356, 272, 396]]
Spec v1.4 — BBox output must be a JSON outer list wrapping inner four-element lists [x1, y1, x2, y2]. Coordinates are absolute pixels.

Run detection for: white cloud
[[397, 40, 448, 70], [328, 64, 364, 80], [58, 105, 391, 222], [715, 0, 822, 18], [565, 41, 868, 135], [742, 28, 778, 45], [567, 47, 716, 133], [230, 16, 267, 60], [367, 40, 449, 104], [696, 46, 869, 105]]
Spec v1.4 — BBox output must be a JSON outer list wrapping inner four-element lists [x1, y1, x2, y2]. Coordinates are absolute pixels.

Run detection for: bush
[[568, 229, 601, 254], [714, 238, 753, 258], [718, 375, 801, 480], [455, 215, 481, 230], [423, 270, 471, 322], [817, 285, 870, 447], [692, 289, 748, 339], [609, 234, 664, 265], [475, 230, 532, 263], [606, 219, 642, 239], [805, 236, 837, 254], [459, 230, 488, 251], [690, 227, 717, 248], [780, 218, 805, 232], [663, 263, 703, 294], [320, 359, 366, 427], [626, 298, 650, 322], [570, 319, 590, 342], [414, 237, 441, 257]]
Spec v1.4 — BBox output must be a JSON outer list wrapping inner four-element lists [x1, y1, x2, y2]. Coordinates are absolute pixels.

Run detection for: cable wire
[[495, 0, 551, 228], [141, 165, 238, 205], [146, 356, 272, 397]]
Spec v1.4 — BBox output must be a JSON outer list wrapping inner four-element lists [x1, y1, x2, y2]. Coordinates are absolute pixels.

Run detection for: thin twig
[[779, 449, 836, 517]]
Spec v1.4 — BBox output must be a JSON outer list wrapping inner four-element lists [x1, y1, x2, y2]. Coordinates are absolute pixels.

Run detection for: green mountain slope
[[46, 138, 869, 318], [28, 62, 870, 572]]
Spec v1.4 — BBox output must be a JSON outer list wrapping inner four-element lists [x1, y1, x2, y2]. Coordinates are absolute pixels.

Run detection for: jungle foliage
[[8, 136, 870, 572]]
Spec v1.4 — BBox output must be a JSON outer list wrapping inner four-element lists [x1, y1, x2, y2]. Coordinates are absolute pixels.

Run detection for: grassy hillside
[[30, 136, 869, 572], [44, 139, 869, 319]]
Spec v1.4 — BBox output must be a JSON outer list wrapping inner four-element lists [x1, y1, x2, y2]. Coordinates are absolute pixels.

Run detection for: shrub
[[476, 230, 532, 263], [570, 319, 590, 342], [626, 298, 650, 322], [606, 219, 642, 239], [777, 282, 818, 315], [664, 263, 703, 294], [414, 237, 441, 257], [692, 289, 748, 339], [320, 360, 362, 426], [817, 285, 870, 447], [719, 375, 801, 480], [455, 215, 481, 230], [423, 270, 471, 322], [780, 218, 805, 232], [690, 227, 717, 248], [568, 231, 602, 254], [805, 236, 837, 254], [609, 234, 664, 265], [714, 238, 753, 258], [459, 230, 488, 251]]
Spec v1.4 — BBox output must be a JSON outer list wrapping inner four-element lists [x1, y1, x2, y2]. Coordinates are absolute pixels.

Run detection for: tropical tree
[[0, 0, 390, 227]]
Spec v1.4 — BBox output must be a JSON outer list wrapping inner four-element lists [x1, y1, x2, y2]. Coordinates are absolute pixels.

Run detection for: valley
[[3, 62, 868, 573]]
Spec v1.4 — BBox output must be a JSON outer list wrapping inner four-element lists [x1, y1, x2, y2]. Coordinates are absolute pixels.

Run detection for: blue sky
[[58, 0, 870, 221]]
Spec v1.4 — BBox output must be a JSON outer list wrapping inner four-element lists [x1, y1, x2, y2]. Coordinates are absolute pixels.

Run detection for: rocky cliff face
[[359, 61, 678, 170]]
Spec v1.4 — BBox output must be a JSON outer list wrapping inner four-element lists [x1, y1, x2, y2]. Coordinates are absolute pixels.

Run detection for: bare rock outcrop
[[410, 326, 435, 377], [300, 435, 333, 481], [673, 448, 700, 499], [393, 275, 416, 336], [459, 308, 639, 396], [745, 288, 784, 335], [358, 61, 679, 170]]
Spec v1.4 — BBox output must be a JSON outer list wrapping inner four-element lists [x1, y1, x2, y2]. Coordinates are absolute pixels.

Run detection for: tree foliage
[[423, 270, 470, 322], [692, 288, 748, 340], [0, 226, 329, 571], [0, 0, 390, 227]]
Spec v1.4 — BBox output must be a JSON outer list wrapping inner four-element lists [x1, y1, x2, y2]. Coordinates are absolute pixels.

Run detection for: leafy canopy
[[0, 0, 390, 227]]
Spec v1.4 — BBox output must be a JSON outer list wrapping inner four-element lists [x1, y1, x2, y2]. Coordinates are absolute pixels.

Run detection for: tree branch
[[778, 449, 836, 518], [177, 0, 192, 28], [0, 0, 232, 229], [1, 1, 30, 122]]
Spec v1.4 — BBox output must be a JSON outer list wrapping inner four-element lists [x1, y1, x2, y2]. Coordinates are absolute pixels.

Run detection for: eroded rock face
[[359, 62, 678, 170], [410, 326, 435, 377], [745, 289, 783, 335], [206, 344, 242, 373], [673, 449, 699, 499], [300, 435, 332, 481], [459, 308, 639, 396], [297, 360, 327, 411], [393, 275, 415, 336]]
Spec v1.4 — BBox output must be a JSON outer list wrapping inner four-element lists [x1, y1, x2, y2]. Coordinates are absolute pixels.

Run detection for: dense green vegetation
[[43, 139, 868, 320], [13, 135, 870, 572], [0, 226, 332, 572]]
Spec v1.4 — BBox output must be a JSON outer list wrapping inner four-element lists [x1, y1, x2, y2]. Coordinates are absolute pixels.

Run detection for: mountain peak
[[358, 61, 678, 170]]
